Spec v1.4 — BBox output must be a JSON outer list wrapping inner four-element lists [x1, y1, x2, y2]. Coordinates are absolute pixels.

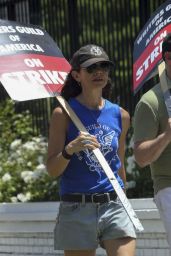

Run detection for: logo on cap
[[90, 46, 102, 56]]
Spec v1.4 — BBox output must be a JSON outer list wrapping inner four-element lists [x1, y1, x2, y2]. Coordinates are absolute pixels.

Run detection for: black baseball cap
[[70, 44, 114, 69], [162, 33, 171, 60]]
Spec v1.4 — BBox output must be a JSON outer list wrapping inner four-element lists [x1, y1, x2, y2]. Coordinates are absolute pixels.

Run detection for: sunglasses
[[84, 62, 111, 73]]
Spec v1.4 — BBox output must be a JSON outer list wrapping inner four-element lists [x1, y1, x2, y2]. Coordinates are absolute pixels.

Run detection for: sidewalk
[[0, 199, 170, 256]]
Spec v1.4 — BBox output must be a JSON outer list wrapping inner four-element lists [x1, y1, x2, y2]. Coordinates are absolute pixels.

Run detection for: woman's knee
[[103, 237, 136, 256]]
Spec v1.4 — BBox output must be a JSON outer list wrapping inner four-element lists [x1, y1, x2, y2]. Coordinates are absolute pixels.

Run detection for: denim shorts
[[54, 197, 136, 250]]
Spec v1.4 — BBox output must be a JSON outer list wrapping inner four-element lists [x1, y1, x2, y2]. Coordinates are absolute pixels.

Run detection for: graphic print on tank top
[[76, 123, 120, 182]]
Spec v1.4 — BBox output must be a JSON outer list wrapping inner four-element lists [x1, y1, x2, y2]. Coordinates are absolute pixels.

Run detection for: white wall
[[0, 199, 170, 256]]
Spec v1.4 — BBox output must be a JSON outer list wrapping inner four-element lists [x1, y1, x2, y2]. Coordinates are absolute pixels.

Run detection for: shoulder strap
[[158, 61, 171, 117]]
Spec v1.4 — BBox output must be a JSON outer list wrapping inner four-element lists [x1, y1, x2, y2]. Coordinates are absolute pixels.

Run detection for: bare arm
[[47, 107, 71, 177], [47, 107, 100, 177], [118, 108, 130, 189], [134, 118, 171, 167]]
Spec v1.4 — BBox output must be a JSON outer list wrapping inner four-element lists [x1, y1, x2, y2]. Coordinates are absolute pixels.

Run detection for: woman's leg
[[103, 237, 136, 256], [64, 249, 96, 256]]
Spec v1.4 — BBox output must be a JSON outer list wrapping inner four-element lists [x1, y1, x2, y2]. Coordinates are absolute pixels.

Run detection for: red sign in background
[[0, 54, 70, 95], [0, 19, 71, 101], [133, 0, 171, 93]]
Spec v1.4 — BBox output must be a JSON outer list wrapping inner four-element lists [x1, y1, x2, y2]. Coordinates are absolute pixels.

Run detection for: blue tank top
[[59, 98, 123, 195]]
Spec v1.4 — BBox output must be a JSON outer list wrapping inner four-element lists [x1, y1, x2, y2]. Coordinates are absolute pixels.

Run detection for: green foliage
[[0, 99, 153, 202], [0, 99, 59, 202], [125, 128, 153, 199], [0, 100, 33, 149]]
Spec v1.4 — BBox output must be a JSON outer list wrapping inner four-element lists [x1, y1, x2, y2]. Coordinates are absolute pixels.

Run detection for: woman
[[47, 44, 136, 256]]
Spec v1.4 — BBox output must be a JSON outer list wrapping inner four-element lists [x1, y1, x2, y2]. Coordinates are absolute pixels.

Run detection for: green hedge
[[0, 99, 59, 202], [0, 99, 153, 202]]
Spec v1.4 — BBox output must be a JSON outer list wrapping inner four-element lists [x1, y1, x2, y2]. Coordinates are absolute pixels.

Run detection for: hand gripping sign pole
[[56, 95, 144, 232], [0, 19, 143, 232], [158, 61, 171, 117]]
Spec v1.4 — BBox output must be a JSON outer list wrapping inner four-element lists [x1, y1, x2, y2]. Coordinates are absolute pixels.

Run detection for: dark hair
[[61, 71, 113, 101], [162, 33, 171, 60]]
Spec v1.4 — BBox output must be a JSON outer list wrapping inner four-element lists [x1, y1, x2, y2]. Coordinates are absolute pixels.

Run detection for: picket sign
[[56, 95, 144, 232], [158, 61, 171, 117]]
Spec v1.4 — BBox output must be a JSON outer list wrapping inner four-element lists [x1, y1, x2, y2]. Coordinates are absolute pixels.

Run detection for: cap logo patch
[[90, 46, 102, 56]]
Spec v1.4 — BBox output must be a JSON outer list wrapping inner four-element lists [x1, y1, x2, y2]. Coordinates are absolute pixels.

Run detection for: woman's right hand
[[47, 107, 100, 177], [66, 132, 100, 155]]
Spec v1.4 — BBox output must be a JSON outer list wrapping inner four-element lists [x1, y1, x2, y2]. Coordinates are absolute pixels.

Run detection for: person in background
[[133, 33, 171, 253], [47, 44, 136, 256]]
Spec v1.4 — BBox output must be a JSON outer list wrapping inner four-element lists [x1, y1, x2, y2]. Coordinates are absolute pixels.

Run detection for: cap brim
[[80, 58, 114, 68]]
